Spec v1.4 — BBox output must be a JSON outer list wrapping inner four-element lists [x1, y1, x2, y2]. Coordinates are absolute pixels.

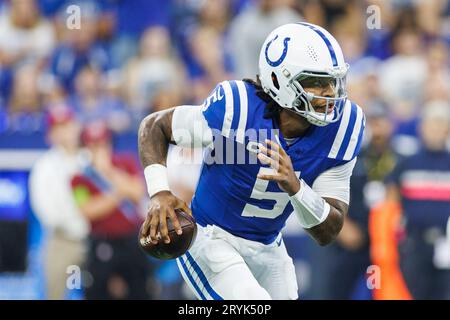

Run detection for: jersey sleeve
[[201, 80, 249, 144], [312, 157, 357, 204], [327, 101, 366, 162], [172, 105, 213, 148]]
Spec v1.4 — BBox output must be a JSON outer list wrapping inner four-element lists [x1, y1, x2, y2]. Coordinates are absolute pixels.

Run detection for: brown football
[[138, 209, 197, 260]]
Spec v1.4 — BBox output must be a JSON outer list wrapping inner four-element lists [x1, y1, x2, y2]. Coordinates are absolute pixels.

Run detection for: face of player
[[300, 76, 337, 114]]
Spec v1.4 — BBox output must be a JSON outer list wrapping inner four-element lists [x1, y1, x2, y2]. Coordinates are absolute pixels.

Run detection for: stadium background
[[0, 0, 449, 300]]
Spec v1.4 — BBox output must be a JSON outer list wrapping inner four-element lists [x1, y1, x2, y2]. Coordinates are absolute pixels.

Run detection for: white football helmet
[[258, 22, 349, 126]]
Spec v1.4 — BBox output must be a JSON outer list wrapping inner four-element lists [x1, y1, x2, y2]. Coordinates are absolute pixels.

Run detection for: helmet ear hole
[[271, 72, 280, 90]]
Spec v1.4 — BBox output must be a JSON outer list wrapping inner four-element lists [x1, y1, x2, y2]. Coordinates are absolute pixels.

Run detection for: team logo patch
[[265, 35, 291, 67]]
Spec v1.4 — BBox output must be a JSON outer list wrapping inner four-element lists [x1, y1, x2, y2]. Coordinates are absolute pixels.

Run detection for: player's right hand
[[141, 191, 192, 244]]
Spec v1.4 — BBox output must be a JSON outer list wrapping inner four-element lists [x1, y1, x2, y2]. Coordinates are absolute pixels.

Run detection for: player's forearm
[[306, 197, 347, 246], [138, 108, 175, 168], [289, 178, 347, 246]]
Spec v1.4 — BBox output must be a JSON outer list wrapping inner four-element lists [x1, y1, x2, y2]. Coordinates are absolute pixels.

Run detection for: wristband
[[144, 164, 170, 198], [290, 179, 330, 229]]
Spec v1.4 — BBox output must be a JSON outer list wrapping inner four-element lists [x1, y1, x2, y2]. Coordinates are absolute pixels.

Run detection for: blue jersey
[[191, 80, 365, 244]]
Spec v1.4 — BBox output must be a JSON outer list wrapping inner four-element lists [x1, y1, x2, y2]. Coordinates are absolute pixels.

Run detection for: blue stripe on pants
[[178, 256, 206, 300], [186, 251, 223, 300]]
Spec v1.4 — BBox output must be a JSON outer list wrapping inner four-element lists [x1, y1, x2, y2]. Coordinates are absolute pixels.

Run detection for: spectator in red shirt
[[71, 121, 151, 299]]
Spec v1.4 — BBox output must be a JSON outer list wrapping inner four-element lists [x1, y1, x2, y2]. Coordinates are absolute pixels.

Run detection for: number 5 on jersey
[[242, 167, 301, 219]]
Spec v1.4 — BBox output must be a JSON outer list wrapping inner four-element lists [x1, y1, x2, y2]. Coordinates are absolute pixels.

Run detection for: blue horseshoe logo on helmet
[[265, 35, 291, 67]]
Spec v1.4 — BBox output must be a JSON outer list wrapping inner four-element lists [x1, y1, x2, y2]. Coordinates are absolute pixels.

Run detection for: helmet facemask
[[289, 69, 348, 126]]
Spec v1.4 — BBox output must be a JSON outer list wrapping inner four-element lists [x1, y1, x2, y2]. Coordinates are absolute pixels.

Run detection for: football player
[[138, 23, 365, 299]]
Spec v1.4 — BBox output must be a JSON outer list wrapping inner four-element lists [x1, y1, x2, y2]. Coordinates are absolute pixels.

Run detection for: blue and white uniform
[[173, 80, 365, 300]]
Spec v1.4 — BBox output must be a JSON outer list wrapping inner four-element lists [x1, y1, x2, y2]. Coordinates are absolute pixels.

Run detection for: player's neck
[[278, 109, 311, 138]]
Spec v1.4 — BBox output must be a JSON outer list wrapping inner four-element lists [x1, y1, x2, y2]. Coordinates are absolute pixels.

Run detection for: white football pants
[[176, 224, 298, 300]]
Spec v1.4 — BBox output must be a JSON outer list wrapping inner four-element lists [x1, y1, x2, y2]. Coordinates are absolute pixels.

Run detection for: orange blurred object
[[369, 201, 412, 300]]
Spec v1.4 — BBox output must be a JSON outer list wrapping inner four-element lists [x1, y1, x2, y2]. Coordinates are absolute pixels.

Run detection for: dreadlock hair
[[242, 76, 282, 121]]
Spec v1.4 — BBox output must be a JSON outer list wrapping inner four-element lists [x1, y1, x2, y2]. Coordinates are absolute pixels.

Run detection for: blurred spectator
[[37, 0, 67, 17], [416, 0, 450, 38], [0, 0, 55, 69], [379, 27, 427, 114], [122, 26, 185, 118], [175, 0, 235, 96], [346, 58, 384, 112], [424, 41, 450, 103], [0, 0, 55, 100], [70, 65, 130, 132], [378, 23, 429, 153], [101, 0, 172, 67], [150, 85, 185, 115], [228, 0, 302, 79], [362, 103, 399, 207], [198, 0, 232, 33], [363, 0, 395, 60], [50, 1, 111, 92], [6, 64, 45, 132], [29, 105, 89, 299], [331, 17, 367, 65], [71, 121, 151, 299], [301, 0, 364, 30], [387, 101, 450, 299], [189, 26, 233, 103]]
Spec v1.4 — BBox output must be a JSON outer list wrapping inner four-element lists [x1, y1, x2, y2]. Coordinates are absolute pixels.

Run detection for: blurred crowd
[[0, 0, 450, 299], [0, 0, 449, 137]]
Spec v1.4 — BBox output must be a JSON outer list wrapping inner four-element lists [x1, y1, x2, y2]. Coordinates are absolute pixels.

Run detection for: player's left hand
[[257, 139, 300, 196]]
